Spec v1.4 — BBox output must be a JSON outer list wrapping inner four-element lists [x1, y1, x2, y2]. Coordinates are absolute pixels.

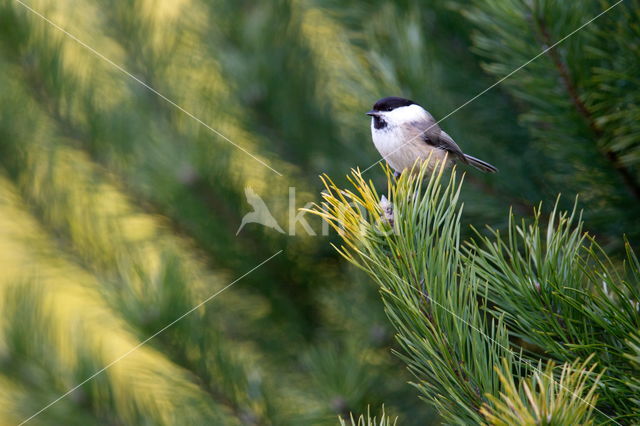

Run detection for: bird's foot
[[394, 171, 402, 180]]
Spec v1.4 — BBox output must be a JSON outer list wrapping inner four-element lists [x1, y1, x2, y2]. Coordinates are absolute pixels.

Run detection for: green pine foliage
[[482, 358, 603, 426], [0, 0, 434, 424], [309, 160, 639, 424], [470, 202, 640, 415], [310, 163, 513, 424], [456, 0, 640, 247], [0, 0, 638, 425], [339, 406, 397, 426]]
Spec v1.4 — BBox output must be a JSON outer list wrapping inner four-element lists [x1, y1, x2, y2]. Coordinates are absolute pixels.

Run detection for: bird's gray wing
[[424, 130, 467, 163], [415, 112, 442, 144]]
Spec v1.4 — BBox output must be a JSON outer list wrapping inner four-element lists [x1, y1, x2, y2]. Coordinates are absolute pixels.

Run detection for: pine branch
[[0, 46, 279, 422], [307, 161, 514, 424], [5, 0, 326, 336], [458, 0, 640, 245], [0, 182, 232, 425], [531, 10, 640, 201], [481, 357, 603, 426], [309, 160, 639, 423], [469, 202, 640, 421]]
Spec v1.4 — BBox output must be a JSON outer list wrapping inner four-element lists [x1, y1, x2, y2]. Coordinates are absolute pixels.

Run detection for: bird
[[367, 96, 497, 177]]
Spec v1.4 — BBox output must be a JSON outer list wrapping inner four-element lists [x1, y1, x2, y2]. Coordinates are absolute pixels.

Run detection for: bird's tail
[[463, 154, 498, 173]]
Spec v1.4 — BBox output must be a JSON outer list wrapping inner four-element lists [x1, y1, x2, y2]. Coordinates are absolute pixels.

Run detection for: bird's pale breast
[[372, 123, 448, 173]]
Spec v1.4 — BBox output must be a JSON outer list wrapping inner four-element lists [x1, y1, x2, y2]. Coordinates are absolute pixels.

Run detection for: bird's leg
[[394, 170, 402, 180]]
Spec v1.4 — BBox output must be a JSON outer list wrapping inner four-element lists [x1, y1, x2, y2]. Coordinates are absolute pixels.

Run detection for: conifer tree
[[0, 0, 638, 424]]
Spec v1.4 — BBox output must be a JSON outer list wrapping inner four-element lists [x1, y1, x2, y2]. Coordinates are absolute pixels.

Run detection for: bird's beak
[[366, 110, 379, 117]]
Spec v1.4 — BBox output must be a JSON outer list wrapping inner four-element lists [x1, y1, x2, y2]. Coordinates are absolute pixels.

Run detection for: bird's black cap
[[371, 96, 415, 112]]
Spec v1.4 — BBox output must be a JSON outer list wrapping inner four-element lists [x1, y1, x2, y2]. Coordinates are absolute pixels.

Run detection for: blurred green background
[[0, 0, 638, 424]]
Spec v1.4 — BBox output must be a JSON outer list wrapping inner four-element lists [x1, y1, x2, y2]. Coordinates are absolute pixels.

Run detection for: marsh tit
[[367, 97, 497, 176]]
